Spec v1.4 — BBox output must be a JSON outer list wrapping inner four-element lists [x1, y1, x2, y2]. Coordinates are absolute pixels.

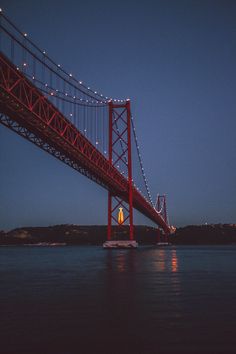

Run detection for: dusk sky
[[0, 0, 235, 230]]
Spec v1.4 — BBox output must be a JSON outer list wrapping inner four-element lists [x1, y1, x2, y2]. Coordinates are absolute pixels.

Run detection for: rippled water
[[0, 245, 236, 354]]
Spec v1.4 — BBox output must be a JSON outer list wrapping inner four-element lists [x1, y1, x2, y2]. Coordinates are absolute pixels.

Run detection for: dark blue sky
[[0, 0, 236, 230]]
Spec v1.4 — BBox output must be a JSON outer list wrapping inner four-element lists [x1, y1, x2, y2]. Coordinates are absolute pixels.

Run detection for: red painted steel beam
[[0, 52, 170, 233]]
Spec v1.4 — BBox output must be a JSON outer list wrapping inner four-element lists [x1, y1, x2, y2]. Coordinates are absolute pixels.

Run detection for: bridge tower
[[105, 100, 136, 247], [157, 195, 169, 243], [157, 195, 168, 224]]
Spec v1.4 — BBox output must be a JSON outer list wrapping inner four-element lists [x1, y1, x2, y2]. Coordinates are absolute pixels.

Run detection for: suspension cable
[[131, 114, 154, 206], [0, 12, 127, 103]]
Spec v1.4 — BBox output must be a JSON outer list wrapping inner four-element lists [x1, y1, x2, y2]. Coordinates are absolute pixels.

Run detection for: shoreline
[[1, 224, 236, 246]]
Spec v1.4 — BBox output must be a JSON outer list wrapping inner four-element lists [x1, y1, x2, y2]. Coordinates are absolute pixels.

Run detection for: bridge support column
[[105, 100, 135, 247], [156, 195, 170, 245]]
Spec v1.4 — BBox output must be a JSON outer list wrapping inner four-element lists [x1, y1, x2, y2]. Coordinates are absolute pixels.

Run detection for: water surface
[[0, 245, 236, 353]]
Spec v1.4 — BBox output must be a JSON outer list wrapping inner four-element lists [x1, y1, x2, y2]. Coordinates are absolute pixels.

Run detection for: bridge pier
[[156, 227, 170, 246]]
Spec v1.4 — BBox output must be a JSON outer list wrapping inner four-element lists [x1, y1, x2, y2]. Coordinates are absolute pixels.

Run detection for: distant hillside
[[0, 224, 236, 245], [173, 224, 236, 245], [0, 225, 157, 245]]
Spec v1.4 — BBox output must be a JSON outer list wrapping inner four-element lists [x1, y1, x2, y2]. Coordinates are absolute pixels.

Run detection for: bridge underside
[[0, 113, 105, 187]]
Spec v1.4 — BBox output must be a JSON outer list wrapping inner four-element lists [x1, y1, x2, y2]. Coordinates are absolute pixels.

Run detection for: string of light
[[23, 72, 107, 107], [131, 114, 154, 207], [154, 195, 164, 214], [0, 10, 126, 104]]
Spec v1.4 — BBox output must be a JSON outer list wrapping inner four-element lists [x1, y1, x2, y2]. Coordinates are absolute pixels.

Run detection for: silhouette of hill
[[1, 224, 236, 245]]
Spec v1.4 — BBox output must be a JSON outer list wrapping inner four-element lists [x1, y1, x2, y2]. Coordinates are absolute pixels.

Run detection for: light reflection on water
[[171, 249, 178, 272], [0, 245, 236, 354]]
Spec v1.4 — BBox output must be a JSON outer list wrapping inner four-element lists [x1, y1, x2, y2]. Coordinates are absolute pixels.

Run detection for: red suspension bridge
[[0, 11, 173, 246]]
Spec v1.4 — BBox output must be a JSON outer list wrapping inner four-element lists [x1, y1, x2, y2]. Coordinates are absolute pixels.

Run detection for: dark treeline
[[174, 224, 236, 245], [0, 225, 156, 245], [0, 224, 236, 245]]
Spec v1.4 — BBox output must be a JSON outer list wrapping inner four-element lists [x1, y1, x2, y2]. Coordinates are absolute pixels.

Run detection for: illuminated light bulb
[[45, 83, 48, 87], [95, 91, 97, 94], [0, 8, 2, 12], [58, 64, 61, 67], [69, 73, 72, 77], [84, 129, 87, 132], [96, 141, 99, 145], [24, 33, 27, 37], [32, 76, 35, 80], [56, 89, 58, 92], [87, 87, 90, 90], [43, 50, 46, 54], [70, 113, 73, 116], [79, 81, 82, 84], [16, 67, 19, 70], [23, 62, 27, 66], [73, 96, 76, 99], [80, 98, 83, 101], [65, 93, 68, 96], [104, 151, 107, 154], [50, 92, 54, 96]]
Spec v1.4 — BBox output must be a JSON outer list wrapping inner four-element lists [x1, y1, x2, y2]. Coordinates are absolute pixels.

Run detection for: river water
[[0, 245, 236, 354]]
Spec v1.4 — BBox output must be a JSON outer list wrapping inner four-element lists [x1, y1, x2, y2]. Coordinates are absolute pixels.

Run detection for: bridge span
[[0, 11, 171, 243]]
